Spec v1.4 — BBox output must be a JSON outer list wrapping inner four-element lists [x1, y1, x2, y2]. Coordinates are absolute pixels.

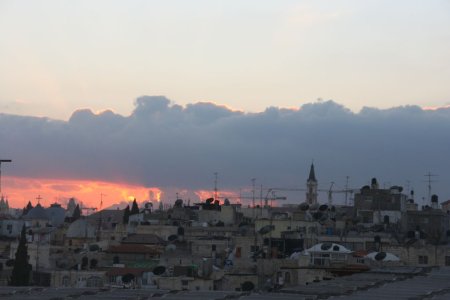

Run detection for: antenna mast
[[328, 181, 334, 205], [214, 172, 218, 201], [344, 176, 349, 205], [251, 178, 256, 209], [424, 172, 438, 203], [0, 159, 12, 196], [100, 193, 106, 210]]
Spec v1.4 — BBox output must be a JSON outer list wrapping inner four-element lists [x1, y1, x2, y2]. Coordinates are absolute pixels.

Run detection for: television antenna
[[0, 159, 12, 196], [424, 172, 438, 203]]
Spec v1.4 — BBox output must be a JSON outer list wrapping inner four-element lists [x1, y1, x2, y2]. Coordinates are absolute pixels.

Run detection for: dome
[[46, 203, 66, 226], [66, 219, 96, 238], [305, 243, 352, 254], [26, 204, 49, 220], [365, 251, 400, 262]]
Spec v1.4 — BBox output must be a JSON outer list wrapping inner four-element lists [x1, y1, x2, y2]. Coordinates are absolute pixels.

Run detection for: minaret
[[306, 163, 318, 205]]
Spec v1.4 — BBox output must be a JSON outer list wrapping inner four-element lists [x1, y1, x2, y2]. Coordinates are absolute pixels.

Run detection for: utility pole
[[344, 176, 349, 206], [0, 159, 12, 196], [99, 193, 106, 233], [252, 178, 256, 209], [424, 172, 438, 203], [328, 182, 334, 206], [214, 172, 218, 202], [100, 193, 106, 210]]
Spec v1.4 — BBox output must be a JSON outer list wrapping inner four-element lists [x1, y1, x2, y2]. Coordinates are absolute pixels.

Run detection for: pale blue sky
[[1, 0, 449, 119]]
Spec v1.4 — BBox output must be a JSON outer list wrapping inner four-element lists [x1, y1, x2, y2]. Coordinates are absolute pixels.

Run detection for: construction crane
[[327, 182, 335, 205], [217, 192, 287, 208], [267, 184, 358, 206], [263, 190, 287, 207], [326, 187, 359, 205], [0, 159, 12, 196]]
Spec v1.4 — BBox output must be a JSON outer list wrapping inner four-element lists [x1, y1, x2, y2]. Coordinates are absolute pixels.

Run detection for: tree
[[130, 199, 139, 215], [22, 201, 33, 216], [123, 205, 130, 224], [72, 204, 81, 221], [10, 225, 31, 286]]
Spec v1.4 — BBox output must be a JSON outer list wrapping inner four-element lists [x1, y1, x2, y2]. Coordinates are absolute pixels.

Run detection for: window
[[418, 255, 428, 265], [182, 280, 189, 286], [81, 257, 88, 270], [235, 247, 241, 258], [250, 246, 260, 252], [62, 276, 70, 287], [90, 259, 98, 269], [445, 256, 450, 266], [285, 272, 291, 284]]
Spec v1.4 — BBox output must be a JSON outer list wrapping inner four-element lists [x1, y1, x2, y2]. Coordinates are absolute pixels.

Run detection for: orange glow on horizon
[[2, 176, 162, 210], [194, 189, 240, 205], [422, 104, 450, 111]]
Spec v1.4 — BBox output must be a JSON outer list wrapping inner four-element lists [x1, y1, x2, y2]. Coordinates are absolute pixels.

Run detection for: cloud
[[1, 96, 450, 204]]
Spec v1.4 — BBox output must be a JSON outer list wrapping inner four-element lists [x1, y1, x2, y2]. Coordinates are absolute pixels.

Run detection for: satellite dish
[[319, 204, 328, 211], [375, 252, 387, 261], [299, 203, 310, 211], [153, 266, 166, 275], [258, 225, 274, 235], [241, 281, 255, 291], [168, 234, 178, 242], [320, 243, 332, 251]]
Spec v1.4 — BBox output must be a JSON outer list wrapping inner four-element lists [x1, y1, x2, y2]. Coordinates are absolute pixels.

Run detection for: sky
[[0, 1, 449, 209]]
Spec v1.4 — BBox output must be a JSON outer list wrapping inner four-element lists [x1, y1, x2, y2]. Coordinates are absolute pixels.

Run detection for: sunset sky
[[1, 1, 449, 209]]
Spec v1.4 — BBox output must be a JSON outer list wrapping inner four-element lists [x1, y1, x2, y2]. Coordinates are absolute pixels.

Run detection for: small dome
[[305, 243, 352, 254], [46, 203, 65, 226], [26, 204, 49, 220], [66, 219, 96, 238]]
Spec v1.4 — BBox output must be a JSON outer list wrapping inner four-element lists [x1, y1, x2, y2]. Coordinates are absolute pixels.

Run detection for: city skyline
[[1, 97, 449, 209]]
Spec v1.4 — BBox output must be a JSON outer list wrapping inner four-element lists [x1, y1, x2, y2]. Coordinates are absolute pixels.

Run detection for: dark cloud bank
[[1, 96, 450, 204]]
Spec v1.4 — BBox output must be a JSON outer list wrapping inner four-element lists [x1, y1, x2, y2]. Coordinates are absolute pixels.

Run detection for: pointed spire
[[308, 163, 317, 182]]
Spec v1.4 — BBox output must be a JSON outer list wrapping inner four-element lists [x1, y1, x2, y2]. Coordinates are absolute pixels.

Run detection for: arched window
[[90, 259, 98, 269], [285, 272, 291, 284], [81, 257, 88, 270], [87, 276, 103, 287], [383, 215, 390, 224], [62, 276, 70, 287]]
